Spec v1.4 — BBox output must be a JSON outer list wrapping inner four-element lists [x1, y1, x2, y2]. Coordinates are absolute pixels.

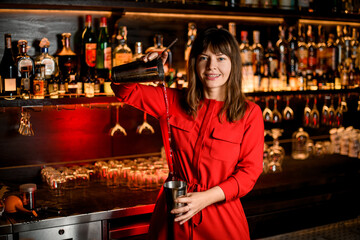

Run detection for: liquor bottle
[[185, 22, 197, 62], [0, 34, 17, 99], [84, 75, 94, 98], [57, 33, 77, 81], [132, 42, 143, 61], [81, 15, 97, 79], [113, 25, 133, 67], [96, 17, 112, 76], [16, 40, 35, 81], [264, 40, 279, 91], [350, 27, 359, 69], [20, 67, 31, 99], [276, 25, 288, 90], [316, 25, 327, 89], [239, 31, 254, 92], [307, 25, 317, 72], [343, 25, 352, 66], [287, 26, 298, 90], [145, 34, 172, 74], [58, 74, 66, 98], [33, 64, 45, 99], [67, 74, 78, 94], [35, 38, 58, 80], [297, 24, 308, 75], [48, 75, 59, 99], [228, 22, 236, 38], [335, 25, 345, 69], [327, 33, 337, 89], [252, 30, 263, 91]]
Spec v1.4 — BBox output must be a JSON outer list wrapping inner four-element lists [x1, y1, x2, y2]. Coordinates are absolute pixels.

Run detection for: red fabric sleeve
[[112, 83, 169, 119], [218, 103, 264, 201]]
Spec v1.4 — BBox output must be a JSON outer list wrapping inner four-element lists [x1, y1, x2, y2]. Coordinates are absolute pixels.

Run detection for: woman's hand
[[142, 51, 168, 66], [170, 186, 225, 225]]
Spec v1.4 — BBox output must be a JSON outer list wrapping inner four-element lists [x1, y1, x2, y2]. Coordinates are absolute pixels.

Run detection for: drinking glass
[[303, 97, 311, 127], [263, 97, 273, 122], [272, 98, 282, 123], [310, 97, 320, 128], [282, 96, 294, 120], [107, 167, 120, 188]]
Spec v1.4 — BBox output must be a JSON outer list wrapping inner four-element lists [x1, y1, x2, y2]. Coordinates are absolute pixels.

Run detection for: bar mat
[[257, 216, 360, 240]]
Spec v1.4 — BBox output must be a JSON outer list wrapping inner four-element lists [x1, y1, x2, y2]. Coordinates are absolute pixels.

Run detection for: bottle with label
[[48, 75, 59, 99], [287, 26, 298, 90], [316, 25, 327, 89], [343, 26, 352, 66], [58, 74, 66, 98], [57, 33, 77, 81], [145, 34, 172, 75], [307, 25, 317, 73], [35, 38, 58, 80], [297, 24, 308, 75], [276, 25, 288, 90], [239, 31, 254, 92], [335, 25, 345, 70], [327, 33, 337, 89], [84, 75, 95, 98], [185, 22, 197, 62], [96, 17, 112, 76], [265, 40, 279, 91], [0, 34, 18, 99], [16, 40, 35, 82], [67, 74, 78, 94], [20, 66, 31, 99], [33, 64, 45, 99], [252, 30, 263, 91], [350, 27, 359, 69], [81, 15, 97, 79], [113, 25, 133, 67]]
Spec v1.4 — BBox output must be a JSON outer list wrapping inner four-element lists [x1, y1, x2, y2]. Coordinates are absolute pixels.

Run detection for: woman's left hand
[[170, 186, 225, 225]]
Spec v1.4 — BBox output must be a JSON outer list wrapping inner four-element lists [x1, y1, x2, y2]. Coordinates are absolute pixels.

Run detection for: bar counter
[[0, 153, 359, 239]]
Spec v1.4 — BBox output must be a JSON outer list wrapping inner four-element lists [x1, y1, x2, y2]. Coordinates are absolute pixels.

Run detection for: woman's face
[[196, 46, 231, 100]]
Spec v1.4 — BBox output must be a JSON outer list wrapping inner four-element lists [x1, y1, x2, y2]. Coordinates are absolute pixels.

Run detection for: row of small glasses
[[96, 157, 169, 191], [40, 156, 169, 196]]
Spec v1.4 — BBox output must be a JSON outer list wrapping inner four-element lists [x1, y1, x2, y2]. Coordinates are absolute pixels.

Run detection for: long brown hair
[[185, 27, 248, 122]]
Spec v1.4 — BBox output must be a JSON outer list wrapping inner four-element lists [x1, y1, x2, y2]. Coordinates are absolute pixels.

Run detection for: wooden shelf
[[1, 0, 359, 23]]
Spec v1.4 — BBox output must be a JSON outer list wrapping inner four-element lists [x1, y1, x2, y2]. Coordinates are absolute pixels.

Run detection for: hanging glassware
[[282, 96, 294, 120], [310, 97, 320, 128]]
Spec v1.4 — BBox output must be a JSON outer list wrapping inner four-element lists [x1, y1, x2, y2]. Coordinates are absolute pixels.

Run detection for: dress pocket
[[210, 126, 243, 161], [169, 115, 195, 150]]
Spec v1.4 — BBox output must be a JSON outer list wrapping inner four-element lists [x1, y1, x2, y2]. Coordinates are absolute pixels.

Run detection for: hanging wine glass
[[310, 97, 320, 128], [340, 95, 348, 113], [321, 95, 329, 126], [334, 95, 343, 128], [263, 97, 273, 123], [282, 96, 294, 120], [303, 96, 311, 127], [327, 96, 336, 127], [272, 97, 282, 123]]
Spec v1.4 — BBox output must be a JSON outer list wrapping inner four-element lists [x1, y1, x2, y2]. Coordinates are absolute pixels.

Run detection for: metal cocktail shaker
[[112, 58, 165, 83]]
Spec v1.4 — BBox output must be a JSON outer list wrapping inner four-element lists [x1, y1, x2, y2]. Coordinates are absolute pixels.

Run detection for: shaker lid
[[19, 183, 37, 192]]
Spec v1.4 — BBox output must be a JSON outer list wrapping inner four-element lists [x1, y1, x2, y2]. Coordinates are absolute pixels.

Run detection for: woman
[[112, 27, 264, 239]]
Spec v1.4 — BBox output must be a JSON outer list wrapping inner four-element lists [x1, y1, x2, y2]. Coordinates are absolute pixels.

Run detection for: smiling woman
[[111, 27, 264, 240]]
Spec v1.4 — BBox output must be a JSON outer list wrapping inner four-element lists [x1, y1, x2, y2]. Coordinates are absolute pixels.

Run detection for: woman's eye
[[199, 56, 208, 61]]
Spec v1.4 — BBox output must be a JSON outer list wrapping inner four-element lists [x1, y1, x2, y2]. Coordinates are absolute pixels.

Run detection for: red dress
[[114, 83, 264, 240]]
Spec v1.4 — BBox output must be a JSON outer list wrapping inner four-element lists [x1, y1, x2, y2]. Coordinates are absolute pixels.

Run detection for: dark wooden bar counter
[[0, 153, 359, 239]]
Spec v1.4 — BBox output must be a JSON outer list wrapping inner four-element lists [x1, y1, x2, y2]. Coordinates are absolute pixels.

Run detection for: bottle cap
[[100, 17, 107, 27], [86, 15, 92, 23], [20, 183, 37, 193]]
